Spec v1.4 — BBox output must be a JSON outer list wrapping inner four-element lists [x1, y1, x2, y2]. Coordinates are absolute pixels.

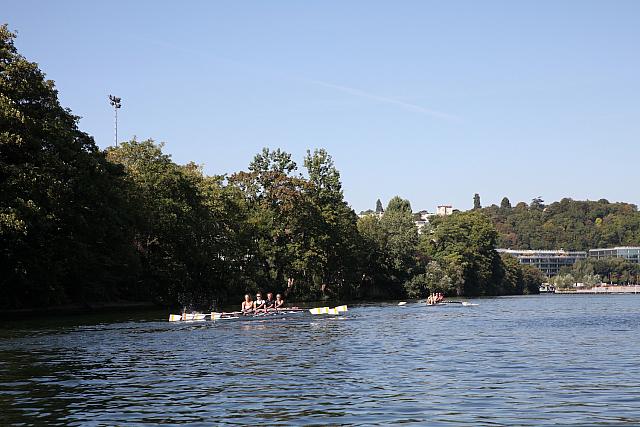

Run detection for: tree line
[[1, 26, 543, 310], [476, 195, 640, 252], [552, 258, 640, 289]]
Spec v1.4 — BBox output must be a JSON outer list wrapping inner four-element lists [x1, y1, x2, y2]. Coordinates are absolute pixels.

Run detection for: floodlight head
[[109, 95, 122, 108]]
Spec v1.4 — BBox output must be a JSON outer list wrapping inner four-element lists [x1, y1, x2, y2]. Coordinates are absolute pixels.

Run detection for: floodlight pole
[[109, 95, 122, 146]]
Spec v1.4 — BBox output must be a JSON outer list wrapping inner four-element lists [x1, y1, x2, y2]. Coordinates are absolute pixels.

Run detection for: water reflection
[[1, 296, 639, 425]]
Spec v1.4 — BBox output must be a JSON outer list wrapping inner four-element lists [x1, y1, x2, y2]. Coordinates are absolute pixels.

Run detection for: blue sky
[[4, 1, 640, 212]]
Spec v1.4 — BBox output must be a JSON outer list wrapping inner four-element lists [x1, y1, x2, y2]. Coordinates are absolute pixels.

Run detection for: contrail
[[309, 79, 460, 121], [132, 37, 459, 121]]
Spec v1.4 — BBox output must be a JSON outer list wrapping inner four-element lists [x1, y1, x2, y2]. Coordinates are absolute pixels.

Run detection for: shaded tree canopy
[[0, 26, 565, 310]]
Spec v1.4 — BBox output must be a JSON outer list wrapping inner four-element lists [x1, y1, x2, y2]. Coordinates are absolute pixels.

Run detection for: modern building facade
[[588, 247, 640, 263], [497, 249, 587, 277]]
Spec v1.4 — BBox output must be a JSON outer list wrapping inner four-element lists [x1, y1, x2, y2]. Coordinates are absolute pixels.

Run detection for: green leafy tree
[[421, 211, 502, 296], [0, 25, 137, 308], [500, 197, 511, 209], [404, 260, 462, 298], [357, 196, 418, 297], [483, 198, 640, 251], [302, 148, 362, 299], [553, 273, 575, 289], [499, 253, 545, 295], [107, 139, 235, 307]]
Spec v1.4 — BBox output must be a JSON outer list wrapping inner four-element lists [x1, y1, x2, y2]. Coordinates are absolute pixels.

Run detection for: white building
[[497, 249, 587, 277], [436, 205, 454, 216]]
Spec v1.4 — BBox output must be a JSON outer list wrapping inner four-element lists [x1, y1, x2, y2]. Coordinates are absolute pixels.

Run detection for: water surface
[[1, 295, 639, 426]]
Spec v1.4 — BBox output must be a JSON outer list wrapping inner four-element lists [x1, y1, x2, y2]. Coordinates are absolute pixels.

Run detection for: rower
[[241, 294, 254, 314], [265, 292, 275, 311], [254, 293, 266, 313], [275, 294, 285, 309]]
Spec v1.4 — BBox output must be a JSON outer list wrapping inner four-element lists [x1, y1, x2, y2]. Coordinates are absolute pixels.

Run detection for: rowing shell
[[169, 305, 348, 322], [213, 309, 305, 321], [426, 301, 477, 307], [169, 309, 302, 322]]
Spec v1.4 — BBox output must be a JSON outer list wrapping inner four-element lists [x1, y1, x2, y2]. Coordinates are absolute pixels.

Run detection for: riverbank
[[0, 300, 158, 320], [555, 285, 640, 294]]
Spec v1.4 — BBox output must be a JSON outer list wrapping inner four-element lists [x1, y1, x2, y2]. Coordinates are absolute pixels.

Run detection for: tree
[[357, 196, 419, 298], [229, 148, 312, 298], [375, 199, 384, 214], [0, 25, 137, 308], [482, 198, 640, 251], [386, 196, 412, 215], [404, 260, 462, 298], [421, 211, 502, 296], [553, 273, 575, 289], [107, 139, 234, 308], [531, 197, 545, 210], [302, 148, 362, 299], [473, 193, 481, 210], [499, 253, 545, 295], [569, 257, 639, 286], [500, 197, 512, 209]]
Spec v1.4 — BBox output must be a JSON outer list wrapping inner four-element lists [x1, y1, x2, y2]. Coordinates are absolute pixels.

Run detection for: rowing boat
[[426, 301, 477, 307], [169, 305, 348, 322]]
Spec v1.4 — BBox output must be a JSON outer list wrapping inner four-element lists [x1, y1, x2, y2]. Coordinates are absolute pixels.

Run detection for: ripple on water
[[1, 295, 640, 426]]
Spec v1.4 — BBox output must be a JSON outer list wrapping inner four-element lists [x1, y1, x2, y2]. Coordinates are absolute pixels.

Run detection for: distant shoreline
[[555, 285, 640, 294]]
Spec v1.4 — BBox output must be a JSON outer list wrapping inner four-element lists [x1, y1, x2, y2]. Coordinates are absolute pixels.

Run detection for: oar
[[169, 311, 242, 321], [169, 313, 208, 322], [309, 305, 348, 315], [441, 301, 477, 306]]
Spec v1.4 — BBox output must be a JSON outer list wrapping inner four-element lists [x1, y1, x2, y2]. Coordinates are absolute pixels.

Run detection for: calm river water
[[1, 295, 639, 426]]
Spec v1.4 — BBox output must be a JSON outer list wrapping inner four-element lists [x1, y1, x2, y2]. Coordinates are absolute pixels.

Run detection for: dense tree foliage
[[500, 254, 546, 294], [420, 211, 503, 296], [0, 25, 137, 308], [556, 258, 640, 287], [483, 198, 640, 251], [358, 197, 418, 297], [1, 27, 555, 309]]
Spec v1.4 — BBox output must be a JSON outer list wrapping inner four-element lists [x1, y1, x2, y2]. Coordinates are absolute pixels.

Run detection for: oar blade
[[310, 305, 348, 315]]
